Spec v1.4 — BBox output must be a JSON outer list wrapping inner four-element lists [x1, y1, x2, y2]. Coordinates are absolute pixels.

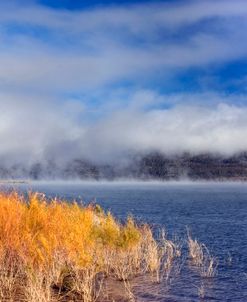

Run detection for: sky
[[1, 0, 247, 166]]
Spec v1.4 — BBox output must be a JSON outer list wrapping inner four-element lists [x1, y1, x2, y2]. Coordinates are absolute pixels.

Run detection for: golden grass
[[0, 192, 218, 301], [0, 192, 165, 301]]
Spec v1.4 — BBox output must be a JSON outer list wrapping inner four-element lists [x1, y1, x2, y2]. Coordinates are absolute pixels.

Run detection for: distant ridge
[[1, 152, 247, 181]]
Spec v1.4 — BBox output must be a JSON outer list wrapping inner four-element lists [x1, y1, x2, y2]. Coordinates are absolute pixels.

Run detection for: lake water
[[1, 181, 247, 302]]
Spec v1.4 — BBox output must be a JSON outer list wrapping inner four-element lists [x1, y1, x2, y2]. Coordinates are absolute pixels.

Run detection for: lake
[[1, 180, 247, 302]]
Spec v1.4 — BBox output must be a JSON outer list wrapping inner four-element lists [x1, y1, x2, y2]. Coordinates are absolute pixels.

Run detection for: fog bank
[[1, 92, 247, 168]]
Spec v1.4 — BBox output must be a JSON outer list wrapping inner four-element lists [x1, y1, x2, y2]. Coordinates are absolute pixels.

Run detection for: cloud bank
[[1, 91, 247, 168]]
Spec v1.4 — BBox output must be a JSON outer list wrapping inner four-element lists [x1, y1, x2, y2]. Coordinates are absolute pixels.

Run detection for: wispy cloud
[[0, 1, 246, 92]]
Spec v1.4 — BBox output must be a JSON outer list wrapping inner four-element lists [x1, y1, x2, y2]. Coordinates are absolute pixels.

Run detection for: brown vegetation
[[0, 192, 218, 301], [0, 192, 180, 301]]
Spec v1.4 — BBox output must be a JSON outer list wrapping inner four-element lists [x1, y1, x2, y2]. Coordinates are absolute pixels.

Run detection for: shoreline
[[1, 178, 247, 186]]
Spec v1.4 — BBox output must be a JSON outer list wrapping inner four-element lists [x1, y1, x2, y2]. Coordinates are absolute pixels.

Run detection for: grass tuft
[[187, 229, 218, 278], [0, 192, 161, 301]]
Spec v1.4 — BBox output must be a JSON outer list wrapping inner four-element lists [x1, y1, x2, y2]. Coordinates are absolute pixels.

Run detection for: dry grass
[[0, 192, 219, 301], [187, 230, 204, 266], [187, 230, 218, 278], [141, 228, 182, 284], [199, 254, 218, 278], [0, 192, 164, 302], [0, 253, 24, 302]]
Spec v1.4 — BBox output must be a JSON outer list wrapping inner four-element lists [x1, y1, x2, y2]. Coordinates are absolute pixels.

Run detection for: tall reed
[[0, 192, 161, 301], [187, 230, 218, 278]]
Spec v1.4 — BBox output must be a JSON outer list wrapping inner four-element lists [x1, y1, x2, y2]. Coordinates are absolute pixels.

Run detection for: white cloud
[[81, 94, 247, 162], [0, 94, 85, 165], [1, 91, 247, 167]]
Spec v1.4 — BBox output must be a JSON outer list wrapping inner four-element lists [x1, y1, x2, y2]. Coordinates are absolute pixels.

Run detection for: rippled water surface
[[2, 181, 247, 302]]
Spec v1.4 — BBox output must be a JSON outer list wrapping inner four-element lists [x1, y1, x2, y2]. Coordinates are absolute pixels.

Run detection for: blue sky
[[38, 0, 147, 9], [1, 0, 247, 164], [2, 0, 246, 97]]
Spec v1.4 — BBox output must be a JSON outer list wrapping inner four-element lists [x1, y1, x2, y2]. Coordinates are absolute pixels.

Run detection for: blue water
[[2, 181, 247, 302]]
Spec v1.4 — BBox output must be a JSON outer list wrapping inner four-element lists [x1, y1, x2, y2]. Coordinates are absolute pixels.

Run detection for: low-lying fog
[[1, 94, 247, 172]]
